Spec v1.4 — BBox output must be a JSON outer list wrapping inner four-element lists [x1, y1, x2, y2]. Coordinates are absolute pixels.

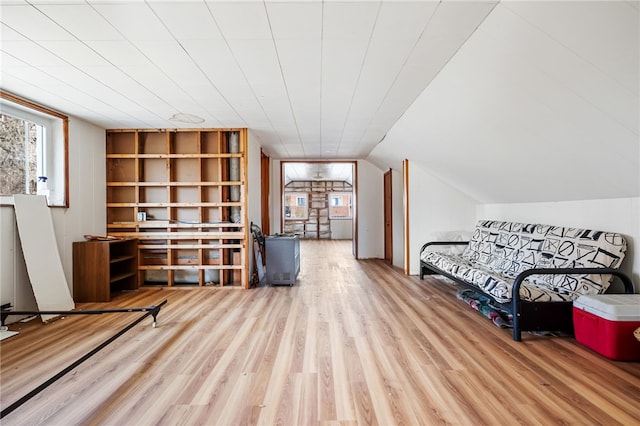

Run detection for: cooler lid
[[574, 295, 640, 321]]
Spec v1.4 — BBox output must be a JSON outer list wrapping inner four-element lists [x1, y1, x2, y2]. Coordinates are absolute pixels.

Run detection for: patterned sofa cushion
[[421, 220, 627, 303]]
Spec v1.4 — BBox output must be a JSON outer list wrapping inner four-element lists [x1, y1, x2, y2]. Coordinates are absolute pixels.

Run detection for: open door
[[384, 169, 392, 264], [403, 159, 410, 275], [260, 149, 270, 235]]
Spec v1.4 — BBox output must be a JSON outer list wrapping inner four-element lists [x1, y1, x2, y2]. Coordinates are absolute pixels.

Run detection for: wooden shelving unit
[[73, 239, 138, 302], [307, 191, 329, 239], [283, 180, 352, 239], [106, 129, 248, 288]]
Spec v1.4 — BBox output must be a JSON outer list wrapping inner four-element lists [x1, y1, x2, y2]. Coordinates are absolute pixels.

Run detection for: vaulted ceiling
[[369, 0, 639, 203], [1, 1, 638, 203], [0, 0, 494, 159]]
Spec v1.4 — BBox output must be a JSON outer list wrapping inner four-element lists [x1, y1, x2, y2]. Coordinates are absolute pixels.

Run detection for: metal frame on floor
[[0, 299, 167, 419]]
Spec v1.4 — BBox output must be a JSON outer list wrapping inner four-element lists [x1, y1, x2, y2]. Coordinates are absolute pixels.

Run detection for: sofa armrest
[[420, 241, 469, 255], [510, 267, 635, 341]]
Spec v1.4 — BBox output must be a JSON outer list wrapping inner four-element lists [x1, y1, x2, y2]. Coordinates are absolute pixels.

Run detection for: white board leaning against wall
[[13, 195, 74, 321]]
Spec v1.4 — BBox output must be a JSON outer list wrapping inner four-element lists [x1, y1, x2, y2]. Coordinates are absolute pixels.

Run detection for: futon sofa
[[420, 220, 635, 341]]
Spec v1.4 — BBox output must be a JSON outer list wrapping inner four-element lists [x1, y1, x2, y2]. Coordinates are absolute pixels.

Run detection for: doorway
[[384, 169, 392, 264], [280, 161, 357, 256]]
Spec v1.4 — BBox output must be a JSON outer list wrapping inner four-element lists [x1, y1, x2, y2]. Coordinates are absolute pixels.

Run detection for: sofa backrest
[[462, 220, 627, 295]]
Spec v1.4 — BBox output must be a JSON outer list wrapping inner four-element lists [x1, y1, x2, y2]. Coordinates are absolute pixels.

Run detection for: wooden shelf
[[73, 239, 139, 302], [110, 255, 136, 264], [283, 180, 352, 239], [106, 128, 248, 288], [110, 271, 137, 284]]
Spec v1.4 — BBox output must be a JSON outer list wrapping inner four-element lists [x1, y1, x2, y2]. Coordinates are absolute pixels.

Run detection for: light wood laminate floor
[[1, 240, 639, 425]]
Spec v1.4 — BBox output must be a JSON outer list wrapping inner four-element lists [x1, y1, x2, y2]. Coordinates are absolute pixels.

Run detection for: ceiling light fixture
[[312, 164, 324, 180], [169, 112, 204, 124]]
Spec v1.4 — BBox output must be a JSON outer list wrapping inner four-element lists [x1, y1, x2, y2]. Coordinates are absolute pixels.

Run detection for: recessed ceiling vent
[[312, 165, 324, 180], [169, 113, 204, 124]]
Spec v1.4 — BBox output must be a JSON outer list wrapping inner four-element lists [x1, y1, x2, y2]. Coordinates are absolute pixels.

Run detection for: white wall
[[0, 117, 106, 314], [478, 198, 640, 287], [270, 159, 282, 235], [330, 219, 352, 239], [246, 130, 262, 228], [408, 163, 478, 275], [356, 160, 384, 259], [391, 168, 404, 269], [246, 130, 263, 280]]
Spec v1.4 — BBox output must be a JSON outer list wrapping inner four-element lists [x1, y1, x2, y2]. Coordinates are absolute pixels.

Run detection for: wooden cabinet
[[73, 239, 138, 302], [105, 129, 248, 288]]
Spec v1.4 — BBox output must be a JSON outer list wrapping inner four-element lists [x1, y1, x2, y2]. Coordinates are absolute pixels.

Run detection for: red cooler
[[573, 294, 640, 361]]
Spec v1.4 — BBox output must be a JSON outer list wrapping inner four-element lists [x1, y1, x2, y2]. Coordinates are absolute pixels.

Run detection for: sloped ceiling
[[368, 1, 639, 203], [1, 1, 638, 200], [0, 0, 495, 160]]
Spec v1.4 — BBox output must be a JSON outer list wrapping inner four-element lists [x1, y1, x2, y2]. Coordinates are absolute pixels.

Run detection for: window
[[0, 91, 68, 206], [284, 192, 308, 220], [329, 192, 352, 219]]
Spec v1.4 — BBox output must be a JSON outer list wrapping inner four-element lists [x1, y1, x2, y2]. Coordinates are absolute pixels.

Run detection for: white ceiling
[[283, 161, 354, 184], [2, 1, 638, 201], [0, 0, 495, 161]]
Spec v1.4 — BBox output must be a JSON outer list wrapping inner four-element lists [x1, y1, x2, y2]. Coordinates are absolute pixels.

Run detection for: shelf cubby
[[201, 131, 221, 153], [107, 207, 134, 224], [107, 158, 135, 182], [201, 158, 221, 181], [139, 132, 167, 154], [140, 186, 167, 204], [173, 158, 200, 182], [142, 158, 168, 182], [171, 131, 199, 154], [106, 131, 136, 154], [107, 186, 135, 203]]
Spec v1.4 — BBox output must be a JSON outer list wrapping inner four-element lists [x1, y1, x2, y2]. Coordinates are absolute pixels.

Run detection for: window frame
[[0, 90, 69, 207], [284, 192, 309, 220], [328, 192, 353, 219]]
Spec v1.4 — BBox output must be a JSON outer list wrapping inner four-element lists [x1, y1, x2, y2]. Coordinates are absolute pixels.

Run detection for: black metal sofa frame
[[420, 241, 635, 342]]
